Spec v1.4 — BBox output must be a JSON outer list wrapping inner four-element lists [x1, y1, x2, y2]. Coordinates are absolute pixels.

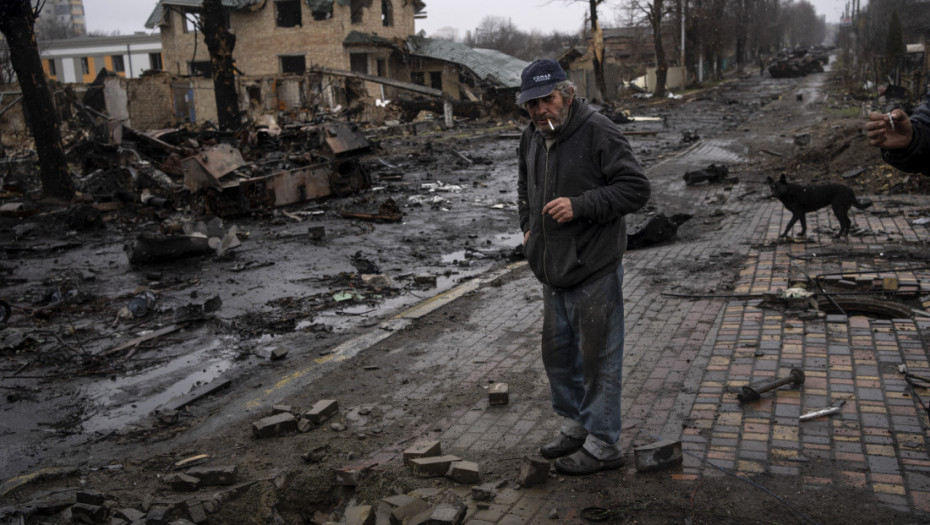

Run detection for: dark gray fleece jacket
[[517, 97, 651, 290]]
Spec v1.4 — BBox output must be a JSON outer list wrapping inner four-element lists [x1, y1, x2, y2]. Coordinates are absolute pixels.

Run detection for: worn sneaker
[[539, 434, 586, 459], [553, 448, 623, 475]]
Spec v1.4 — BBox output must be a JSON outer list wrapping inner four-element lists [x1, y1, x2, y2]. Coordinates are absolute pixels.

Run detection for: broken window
[[47, 59, 57, 76], [308, 0, 333, 20], [429, 71, 441, 90], [111, 55, 125, 73], [276, 0, 302, 27], [350, 0, 370, 24], [190, 61, 212, 77], [381, 0, 392, 26], [80, 57, 90, 75], [149, 52, 163, 70], [376, 58, 385, 77], [410, 71, 424, 85], [349, 53, 368, 74], [280, 55, 306, 74]]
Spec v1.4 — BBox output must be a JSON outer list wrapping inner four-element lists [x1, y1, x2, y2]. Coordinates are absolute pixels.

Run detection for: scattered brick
[[448, 460, 480, 484], [343, 504, 375, 525], [489, 382, 509, 405], [403, 440, 442, 465], [304, 399, 339, 424], [517, 456, 550, 487], [185, 464, 238, 486], [410, 455, 460, 478], [252, 412, 298, 438]]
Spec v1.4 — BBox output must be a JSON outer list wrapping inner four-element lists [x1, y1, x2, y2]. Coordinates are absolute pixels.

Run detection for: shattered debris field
[[3, 64, 930, 524]]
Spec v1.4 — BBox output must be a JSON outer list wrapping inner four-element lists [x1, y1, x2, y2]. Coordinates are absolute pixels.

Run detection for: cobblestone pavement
[[331, 77, 930, 522]]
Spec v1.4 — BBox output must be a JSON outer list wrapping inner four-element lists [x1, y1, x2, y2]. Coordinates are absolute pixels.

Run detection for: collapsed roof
[[404, 36, 528, 89]]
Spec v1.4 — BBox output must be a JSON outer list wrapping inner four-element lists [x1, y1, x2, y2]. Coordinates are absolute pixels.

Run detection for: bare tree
[[0, 0, 74, 201], [629, 0, 671, 96]]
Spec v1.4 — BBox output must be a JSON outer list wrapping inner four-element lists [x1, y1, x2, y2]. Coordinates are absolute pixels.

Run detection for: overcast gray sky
[[82, 0, 846, 38]]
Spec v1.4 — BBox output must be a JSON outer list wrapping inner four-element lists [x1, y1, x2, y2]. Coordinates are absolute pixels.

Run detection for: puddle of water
[[82, 337, 235, 433]]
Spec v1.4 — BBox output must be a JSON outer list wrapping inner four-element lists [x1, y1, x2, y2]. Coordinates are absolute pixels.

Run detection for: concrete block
[[488, 383, 508, 405], [517, 456, 550, 487], [269, 346, 289, 360], [75, 490, 106, 506], [185, 464, 237, 486], [343, 504, 375, 525], [115, 508, 146, 522], [424, 502, 466, 525], [390, 497, 429, 523], [381, 494, 416, 509], [252, 412, 297, 438], [184, 500, 208, 524], [403, 440, 441, 466], [410, 455, 460, 478], [163, 472, 200, 492], [71, 503, 108, 524], [335, 468, 362, 486], [271, 404, 292, 415], [447, 460, 480, 485], [634, 439, 683, 472], [297, 417, 315, 433], [305, 399, 339, 424], [146, 506, 171, 525]]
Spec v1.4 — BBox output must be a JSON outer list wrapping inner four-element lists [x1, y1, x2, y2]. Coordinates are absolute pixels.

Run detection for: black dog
[[765, 174, 872, 238]]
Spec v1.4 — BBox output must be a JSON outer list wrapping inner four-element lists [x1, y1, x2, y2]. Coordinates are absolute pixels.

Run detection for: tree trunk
[[589, 0, 609, 102], [0, 0, 74, 201], [202, 0, 240, 130], [651, 0, 668, 98]]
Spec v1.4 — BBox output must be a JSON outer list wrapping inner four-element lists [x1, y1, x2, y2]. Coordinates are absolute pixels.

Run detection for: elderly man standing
[[516, 59, 651, 475]]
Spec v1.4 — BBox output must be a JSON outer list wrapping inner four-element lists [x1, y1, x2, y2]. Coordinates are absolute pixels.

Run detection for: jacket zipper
[[541, 143, 550, 285]]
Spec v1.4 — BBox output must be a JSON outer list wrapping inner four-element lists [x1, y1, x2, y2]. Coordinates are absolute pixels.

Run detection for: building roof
[[404, 36, 528, 89], [145, 0, 264, 28]]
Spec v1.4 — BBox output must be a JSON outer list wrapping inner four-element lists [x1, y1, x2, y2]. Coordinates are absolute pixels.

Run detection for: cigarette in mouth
[[547, 119, 555, 130]]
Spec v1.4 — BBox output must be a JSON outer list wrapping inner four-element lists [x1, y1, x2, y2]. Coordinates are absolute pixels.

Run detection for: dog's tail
[[854, 198, 873, 210]]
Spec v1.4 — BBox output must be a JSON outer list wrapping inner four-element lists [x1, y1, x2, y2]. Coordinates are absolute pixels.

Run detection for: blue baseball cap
[[517, 59, 568, 105]]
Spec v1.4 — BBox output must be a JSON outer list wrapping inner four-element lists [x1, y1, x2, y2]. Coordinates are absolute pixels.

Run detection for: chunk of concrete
[[163, 472, 200, 492], [488, 383, 509, 405], [304, 399, 339, 424], [343, 504, 374, 525], [634, 439, 683, 472], [185, 464, 237, 486], [252, 412, 297, 438], [184, 499, 208, 524], [75, 490, 106, 506], [425, 502, 466, 525], [390, 497, 429, 523], [448, 460, 480, 485], [403, 440, 441, 466], [410, 455, 460, 478], [517, 456, 550, 487], [71, 503, 108, 524]]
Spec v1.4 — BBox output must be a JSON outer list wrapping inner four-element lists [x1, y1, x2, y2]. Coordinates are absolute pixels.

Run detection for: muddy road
[[1, 59, 919, 523]]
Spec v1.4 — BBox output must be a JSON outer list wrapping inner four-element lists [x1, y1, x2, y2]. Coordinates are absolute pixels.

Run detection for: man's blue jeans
[[541, 263, 624, 458]]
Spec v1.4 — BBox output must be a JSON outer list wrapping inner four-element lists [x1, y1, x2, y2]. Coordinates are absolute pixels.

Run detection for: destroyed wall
[[0, 85, 27, 136], [157, 1, 416, 78], [393, 58, 463, 101], [126, 72, 175, 130]]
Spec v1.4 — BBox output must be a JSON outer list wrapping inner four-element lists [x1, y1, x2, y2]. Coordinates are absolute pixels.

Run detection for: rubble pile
[[767, 45, 833, 78]]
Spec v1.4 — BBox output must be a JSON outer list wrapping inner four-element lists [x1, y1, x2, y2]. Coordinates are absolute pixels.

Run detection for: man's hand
[[523, 230, 530, 246], [866, 109, 913, 150], [542, 197, 574, 223]]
